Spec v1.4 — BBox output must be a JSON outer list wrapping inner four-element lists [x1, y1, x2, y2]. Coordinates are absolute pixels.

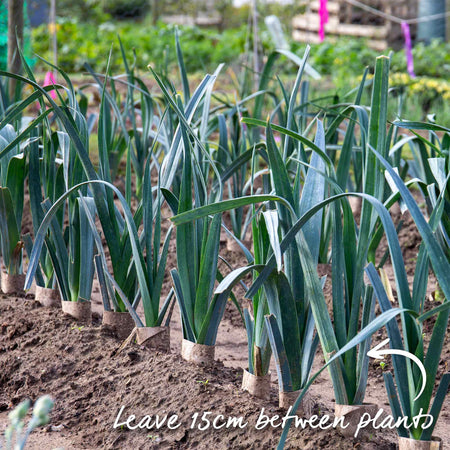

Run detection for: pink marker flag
[[43, 71, 57, 100], [319, 0, 329, 42], [401, 22, 416, 78]]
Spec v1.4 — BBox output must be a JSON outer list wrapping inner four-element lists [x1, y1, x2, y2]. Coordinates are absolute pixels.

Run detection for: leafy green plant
[[31, 21, 252, 74], [91, 171, 174, 325], [29, 93, 95, 302], [168, 109, 226, 344], [256, 115, 327, 396], [28, 153, 96, 303], [393, 119, 450, 260], [244, 202, 273, 377], [85, 37, 157, 198], [364, 135, 450, 442], [24, 128, 65, 290], [0, 125, 27, 276]]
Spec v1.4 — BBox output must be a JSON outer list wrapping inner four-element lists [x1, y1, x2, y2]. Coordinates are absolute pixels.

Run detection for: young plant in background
[[241, 56, 414, 418], [214, 46, 321, 250], [24, 128, 66, 296], [216, 106, 253, 249], [394, 118, 449, 259]]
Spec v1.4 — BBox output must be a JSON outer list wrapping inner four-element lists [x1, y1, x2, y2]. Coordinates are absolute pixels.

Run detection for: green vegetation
[[0, 28, 448, 448], [31, 19, 449, 125]]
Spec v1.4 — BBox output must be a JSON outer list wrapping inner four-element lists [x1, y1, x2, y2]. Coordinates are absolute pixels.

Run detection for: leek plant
[[25, 174, 175, 328], [89, 35, 228, 321], [144, 37, 240, 345], [394, 119, 450, 259], [7, 50, 166, 315], [216, 173, 273, 377], [86, 66, 175, 321], [0, 125, 27, 276], [255, 182, 424, 447], [244, 198, 272, 377], [86, 62, 167, 315], [155, 41, 267, 345], [89, 166, 175, 328], [160, 41, 303, 347], [1, 52, 99, 302], [259, 118, 327, 396], [244, 248, 271, 375], [215, 104, 253, 247], [170, 115, 327, 390], [240, 56, 398, 407], [166, 103, 226, 345], [364, 130, 450, 443], [228, 52, 334, 397], [213, 46, 320, 248], [33, 129, 96, 304], [11, 66, 174, 325]]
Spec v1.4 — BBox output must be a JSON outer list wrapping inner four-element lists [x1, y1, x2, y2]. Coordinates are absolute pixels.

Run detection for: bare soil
[[0, 295, 399, 450]]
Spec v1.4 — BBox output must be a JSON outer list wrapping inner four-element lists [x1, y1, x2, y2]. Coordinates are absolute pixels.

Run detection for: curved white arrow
[[367, 338, 427, 401]]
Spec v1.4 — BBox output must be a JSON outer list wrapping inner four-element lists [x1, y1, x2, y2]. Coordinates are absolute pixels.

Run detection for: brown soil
[[0, 296, 399, 450]]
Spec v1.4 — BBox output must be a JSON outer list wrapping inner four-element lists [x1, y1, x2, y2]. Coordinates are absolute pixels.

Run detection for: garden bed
[[0, 295, 399, 449], [0, 204, 449, 448]]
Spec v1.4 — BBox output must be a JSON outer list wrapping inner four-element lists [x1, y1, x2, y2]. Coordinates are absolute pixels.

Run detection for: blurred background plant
[[1, 395, 53, 450], [30, 18, 450, 79]]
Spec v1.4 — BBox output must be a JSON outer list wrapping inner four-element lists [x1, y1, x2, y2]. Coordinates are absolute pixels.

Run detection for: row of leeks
[[0, 37, 448, 448]]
